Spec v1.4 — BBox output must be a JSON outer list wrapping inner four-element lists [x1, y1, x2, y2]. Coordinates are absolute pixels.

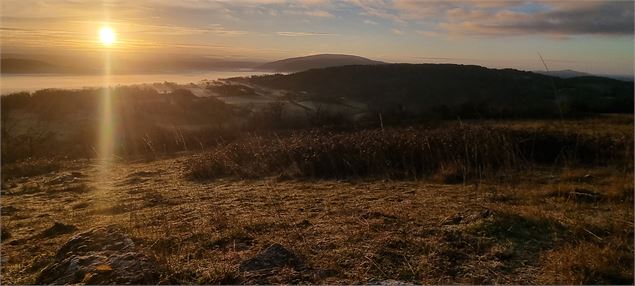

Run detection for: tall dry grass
[[188, 123, 633, 180]]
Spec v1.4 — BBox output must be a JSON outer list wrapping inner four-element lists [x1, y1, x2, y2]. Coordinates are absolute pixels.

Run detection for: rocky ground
[[1, 156, 633, 284]]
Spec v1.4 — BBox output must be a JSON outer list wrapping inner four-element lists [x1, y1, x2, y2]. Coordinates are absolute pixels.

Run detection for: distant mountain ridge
[[258, 54, 384, 72], [534, 69, 633, 82]]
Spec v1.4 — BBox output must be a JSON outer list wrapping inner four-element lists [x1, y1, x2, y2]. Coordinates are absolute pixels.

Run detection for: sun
[[99, 27, 116, 46]]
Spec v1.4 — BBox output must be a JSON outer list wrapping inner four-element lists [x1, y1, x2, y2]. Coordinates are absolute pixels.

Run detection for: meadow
[[1, 108, 633, 284]]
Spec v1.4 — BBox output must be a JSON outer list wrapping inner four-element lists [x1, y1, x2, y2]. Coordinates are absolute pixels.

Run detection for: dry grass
[[539, 238, 633, 284], [1, 157, 632, 284], [1, 118, 633, 284], [189, 122, 633, 181]]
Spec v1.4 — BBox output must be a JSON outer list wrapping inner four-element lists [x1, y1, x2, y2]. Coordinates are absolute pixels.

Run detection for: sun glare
[[99, 27, 116, 46]]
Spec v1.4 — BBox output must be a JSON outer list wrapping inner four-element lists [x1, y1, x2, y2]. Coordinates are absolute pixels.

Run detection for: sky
[[1, 0, 634, 75]]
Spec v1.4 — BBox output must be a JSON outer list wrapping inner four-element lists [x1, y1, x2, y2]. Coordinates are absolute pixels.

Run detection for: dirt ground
[[1, 155, 633, 284]]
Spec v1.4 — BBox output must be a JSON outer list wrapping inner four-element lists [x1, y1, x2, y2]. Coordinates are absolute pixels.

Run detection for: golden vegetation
[[1, 117, 632, 284], [189, 121, 633, 180]]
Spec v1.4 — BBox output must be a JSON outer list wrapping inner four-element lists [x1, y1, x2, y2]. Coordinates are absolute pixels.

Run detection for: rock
[[239, 243, 303, 272], [35, 225, 160, 285], [39, 222, 78, 238]]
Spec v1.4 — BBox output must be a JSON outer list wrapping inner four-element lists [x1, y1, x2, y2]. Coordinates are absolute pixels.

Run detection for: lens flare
[[97, 37, 114, 180], [99, 49, 114, 158]]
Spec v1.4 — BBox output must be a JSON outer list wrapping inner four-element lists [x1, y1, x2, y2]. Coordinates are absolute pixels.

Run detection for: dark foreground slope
[[246, 64, 634, 117]]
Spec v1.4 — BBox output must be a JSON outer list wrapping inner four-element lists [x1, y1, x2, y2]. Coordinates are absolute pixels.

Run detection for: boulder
[[36, 225, 160, 285]]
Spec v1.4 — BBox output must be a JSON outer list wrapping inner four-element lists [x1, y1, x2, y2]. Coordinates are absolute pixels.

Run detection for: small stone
[[239, 243, 303, 272]]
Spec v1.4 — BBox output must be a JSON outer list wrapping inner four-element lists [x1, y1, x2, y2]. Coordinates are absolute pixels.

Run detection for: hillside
[[258, 54, 384, 72], [246, 64, 634, 117]]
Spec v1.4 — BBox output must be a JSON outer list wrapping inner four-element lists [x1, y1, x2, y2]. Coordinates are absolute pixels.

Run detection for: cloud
[[345, 0, 633, 37], [161, 24, 248, 36], [517, 2, 633, 35], [363, 19, 378, 25], [345, 0, 406, 23], [441, 1, 634, 36], [73, 21, 249, 36], [2, 0, 632, 59], [305, 10, 334, 17], [276, 31, 337, 36]]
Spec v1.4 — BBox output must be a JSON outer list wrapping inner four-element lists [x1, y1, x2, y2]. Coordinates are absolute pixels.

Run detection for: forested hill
[[245, 64, 634, 117]]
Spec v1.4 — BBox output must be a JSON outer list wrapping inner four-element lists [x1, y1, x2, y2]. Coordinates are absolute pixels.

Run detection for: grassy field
[[1, 117, 633, 284]]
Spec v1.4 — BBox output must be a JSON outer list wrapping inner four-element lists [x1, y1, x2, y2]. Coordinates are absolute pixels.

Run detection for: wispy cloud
[[363, 19, 378, 25], [391, 29, 404, 35], [276, 31, 338, 37], [71, 21, 248, 36], [304, 10, 334, 17]]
